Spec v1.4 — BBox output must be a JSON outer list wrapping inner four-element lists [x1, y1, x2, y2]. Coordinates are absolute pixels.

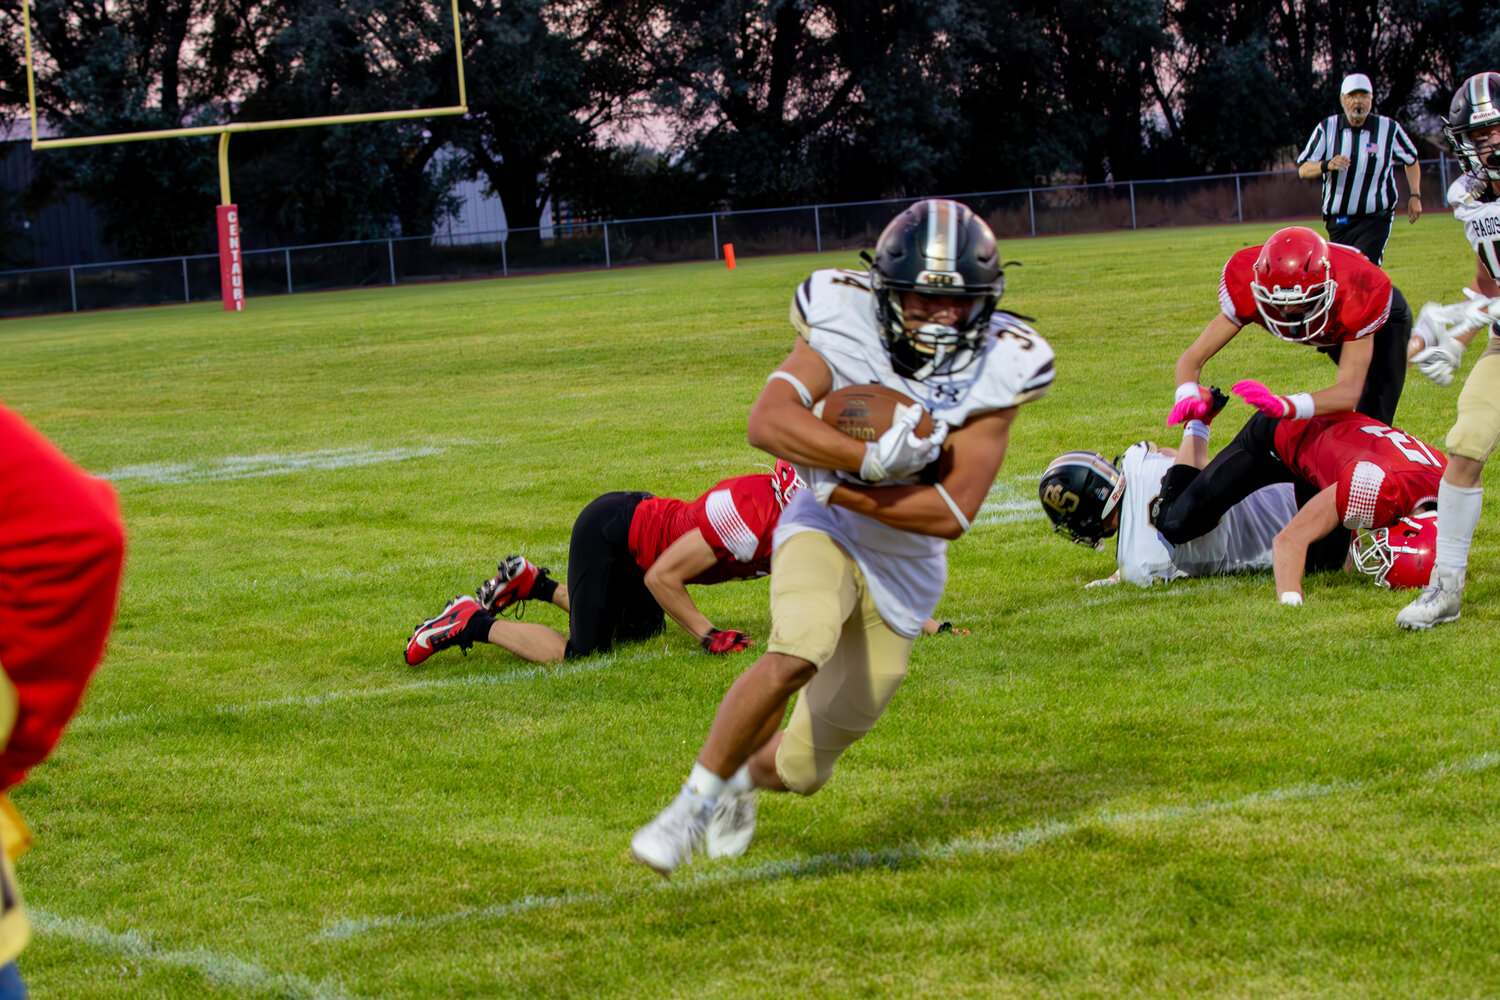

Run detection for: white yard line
[[72, 647, 669, 732], [98, 445, 464, 485], [320, 752, 1497, 940], [30, 909, 365, 1000], [974, 473, 1044, 527]]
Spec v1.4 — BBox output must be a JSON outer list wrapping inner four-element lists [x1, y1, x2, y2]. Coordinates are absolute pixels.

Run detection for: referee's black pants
[[1325, 212, 1394, 266]]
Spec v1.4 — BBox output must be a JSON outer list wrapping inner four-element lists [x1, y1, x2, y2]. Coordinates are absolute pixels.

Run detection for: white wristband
[[1175, 382, 1201, 404], [933, 483, 971, 533], [1288, 392, 1315, 420], [1183, 420, 1209, 441]]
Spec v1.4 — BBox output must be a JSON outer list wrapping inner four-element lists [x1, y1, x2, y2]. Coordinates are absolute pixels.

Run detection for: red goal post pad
[[217, 206, 244, 312]]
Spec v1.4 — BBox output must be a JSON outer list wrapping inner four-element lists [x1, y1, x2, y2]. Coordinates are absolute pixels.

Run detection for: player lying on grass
[[405, 463, 799, 666], [1151, 407, 1445, 605], [630, 198, 1055, 875], [1038, 389, 1297, 587], [0, 404, 126, 999]]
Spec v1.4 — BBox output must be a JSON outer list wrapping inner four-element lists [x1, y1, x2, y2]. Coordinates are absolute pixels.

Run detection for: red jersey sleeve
[[0, 405, 126, 791], [695, 475, 779, 567], [1217, 248, 1262, 327]]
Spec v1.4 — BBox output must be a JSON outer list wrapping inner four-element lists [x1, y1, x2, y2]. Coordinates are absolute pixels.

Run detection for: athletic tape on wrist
[[1174, 381, 1201, 404], [933, 483, 971, 533], [766, 370, 813, 407], [1288, 392, 1315, 420]]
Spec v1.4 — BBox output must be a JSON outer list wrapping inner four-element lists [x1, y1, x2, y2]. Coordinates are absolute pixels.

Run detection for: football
[[813, 384, 935, 441]]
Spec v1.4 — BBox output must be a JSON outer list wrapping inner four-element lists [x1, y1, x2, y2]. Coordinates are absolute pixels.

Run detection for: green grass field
[[3, 216, 1498, 999]]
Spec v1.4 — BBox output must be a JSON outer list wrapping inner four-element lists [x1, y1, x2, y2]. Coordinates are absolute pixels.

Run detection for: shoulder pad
[[987, 312, 1056, 406], [792, 269, 874, 339]]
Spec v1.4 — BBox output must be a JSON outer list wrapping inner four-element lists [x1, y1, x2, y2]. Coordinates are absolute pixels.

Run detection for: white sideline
[[30, 909, 364, 1000], [72, 646, 674, 733], [319, 752, 1499, 940]]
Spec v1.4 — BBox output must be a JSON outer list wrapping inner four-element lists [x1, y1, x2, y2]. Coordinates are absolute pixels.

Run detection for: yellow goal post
[[19, 0, 469, 310]]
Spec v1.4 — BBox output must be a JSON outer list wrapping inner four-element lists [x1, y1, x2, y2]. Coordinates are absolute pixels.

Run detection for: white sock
[[1435, 480, 1483, 572], [685, 763, 726, 801], [724, 763, 755, 795]]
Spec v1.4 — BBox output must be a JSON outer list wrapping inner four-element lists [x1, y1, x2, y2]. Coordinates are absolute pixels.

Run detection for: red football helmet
[[770, 459, 803, 509], [1349, 511, 1438, 589], [1251, 227, 1338, 342]]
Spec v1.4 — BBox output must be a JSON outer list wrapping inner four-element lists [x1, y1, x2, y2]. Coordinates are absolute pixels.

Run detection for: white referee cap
[[1341, 73, 1373, 95]]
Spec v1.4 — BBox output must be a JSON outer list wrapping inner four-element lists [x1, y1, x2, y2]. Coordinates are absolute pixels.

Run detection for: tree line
[[1, 0, 1497, 262]]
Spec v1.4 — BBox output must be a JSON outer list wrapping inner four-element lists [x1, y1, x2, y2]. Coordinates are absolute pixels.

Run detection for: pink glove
[[1232, 380, 1293, 418], [1166, 383, 1212, 425]]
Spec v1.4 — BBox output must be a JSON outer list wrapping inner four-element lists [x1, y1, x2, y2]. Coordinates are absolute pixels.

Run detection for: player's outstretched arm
[[643, 529, 731, 647], [748, 340, 864, 474], [1271, 485, 1339, 604], [826, 408, 1016, 540], [1174, 314, 1242, 391]]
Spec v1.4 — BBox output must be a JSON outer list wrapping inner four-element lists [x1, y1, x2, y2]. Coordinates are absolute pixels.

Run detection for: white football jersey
[[1114, 442, 1297, 586], [776, 268, 1056, 636], [1447, 175, 1500, 283]]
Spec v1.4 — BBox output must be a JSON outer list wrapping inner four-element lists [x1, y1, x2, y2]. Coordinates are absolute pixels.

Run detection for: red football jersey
[[1275, 413, 1446, 530], [627, 473, 782, 584], [1218, 243, 1392, 347], [0, 404, 126, 791]]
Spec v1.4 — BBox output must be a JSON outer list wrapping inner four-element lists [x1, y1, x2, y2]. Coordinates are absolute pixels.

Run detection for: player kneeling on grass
[[405, 463, 802, 666], [0, 404, 126, 998], [629, 198, 1055, 875]]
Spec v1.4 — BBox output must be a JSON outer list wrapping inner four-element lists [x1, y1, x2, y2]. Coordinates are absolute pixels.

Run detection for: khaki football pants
[[767, 531, 915, 796], [1446, 333, 1500, 462], [0, 676, 29, 966]]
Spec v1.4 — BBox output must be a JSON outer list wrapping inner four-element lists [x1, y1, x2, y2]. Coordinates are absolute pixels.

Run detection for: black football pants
[[564, 491, 665, 659]]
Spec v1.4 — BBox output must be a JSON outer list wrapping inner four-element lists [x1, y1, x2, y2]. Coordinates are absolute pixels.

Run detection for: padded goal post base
[[217, 204, 245, 312]]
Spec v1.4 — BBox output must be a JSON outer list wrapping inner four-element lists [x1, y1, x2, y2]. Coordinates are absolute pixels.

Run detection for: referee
[[1296, 72, 1423, 265]]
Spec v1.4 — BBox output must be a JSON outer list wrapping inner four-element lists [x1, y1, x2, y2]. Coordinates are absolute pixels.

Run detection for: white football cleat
[[630, 787, 712, 875], [1396, 567, 1465, 630], [705, 788, 757, 859]]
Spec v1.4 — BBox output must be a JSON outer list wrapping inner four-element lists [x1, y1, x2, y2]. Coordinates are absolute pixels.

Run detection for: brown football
[[813, 384, 935, 441]]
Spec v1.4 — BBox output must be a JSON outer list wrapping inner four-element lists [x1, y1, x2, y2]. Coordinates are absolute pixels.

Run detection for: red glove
[[701, 629, 753, 654], [1232, 380, 1313, 419]]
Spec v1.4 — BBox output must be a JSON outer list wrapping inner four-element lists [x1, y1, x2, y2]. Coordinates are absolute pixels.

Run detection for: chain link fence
[[0, 159, 1461, 319]]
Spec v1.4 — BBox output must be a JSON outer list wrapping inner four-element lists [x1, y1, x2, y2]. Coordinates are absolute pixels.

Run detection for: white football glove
[[1084, 572, 1121, 589], [859, 405, 948, 482], [1458, 287, 1500, 331], [1412, 303, 1465, 387]]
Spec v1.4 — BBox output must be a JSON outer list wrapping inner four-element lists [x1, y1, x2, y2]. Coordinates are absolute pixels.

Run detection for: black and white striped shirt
[[1297, 114, 1419, 217]]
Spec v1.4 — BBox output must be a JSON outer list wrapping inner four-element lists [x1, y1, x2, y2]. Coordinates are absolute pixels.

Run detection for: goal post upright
[[19, 0, 469, 310]]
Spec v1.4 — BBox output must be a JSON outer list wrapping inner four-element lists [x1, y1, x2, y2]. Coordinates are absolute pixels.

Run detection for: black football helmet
[[1443, 72, 1500, 184], [1039, 451, 1126, 548], [869, 199, 1005, 380]]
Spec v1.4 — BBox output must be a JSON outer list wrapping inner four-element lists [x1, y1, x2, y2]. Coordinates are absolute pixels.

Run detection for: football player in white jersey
[[1397, 72, 1500, 628], [1039, 442, 1297, 587], [630, 199, 1055, 874]]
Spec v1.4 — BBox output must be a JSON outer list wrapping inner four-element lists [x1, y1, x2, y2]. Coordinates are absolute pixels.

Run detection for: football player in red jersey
[[1268, 412, 1445, 603], [1151, 409, 1443, 604], [405, 463, 798, 665], [1167, 226, 1412, 431], [0, 404, 126, 997]]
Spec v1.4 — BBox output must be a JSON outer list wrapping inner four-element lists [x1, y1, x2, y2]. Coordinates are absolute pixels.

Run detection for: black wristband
[[1321, 160, 1329, 174], [700, 629, 717, 650], [1408, 194, 1421, 201]]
